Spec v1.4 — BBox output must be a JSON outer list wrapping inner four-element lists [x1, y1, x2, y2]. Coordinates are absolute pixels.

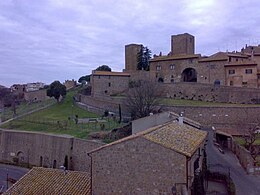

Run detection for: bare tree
[[125, 80, 161, 119], [243, 123, 260, 160]]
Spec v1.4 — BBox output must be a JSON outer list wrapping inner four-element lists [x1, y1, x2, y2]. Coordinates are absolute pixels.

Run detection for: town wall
[[0, 129, 104, 172], [90, 137, 186, 194], [160, 82, 260, 104], [165, 106, 260, 129]]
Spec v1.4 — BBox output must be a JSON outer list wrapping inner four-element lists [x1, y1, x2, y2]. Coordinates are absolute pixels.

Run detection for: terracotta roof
[[199, 52, 248, 62], [89, 121, 207, 157], [4, 167, 91, 195], [150, 54, 201, 62], [92, 71, 130, 76]]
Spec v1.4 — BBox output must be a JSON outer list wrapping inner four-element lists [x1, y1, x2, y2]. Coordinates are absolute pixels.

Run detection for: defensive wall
[[160, 83, 260, 104], [77, 94, 260, 129], [165, 106, 260, 129], [0, 129, 104, 172]]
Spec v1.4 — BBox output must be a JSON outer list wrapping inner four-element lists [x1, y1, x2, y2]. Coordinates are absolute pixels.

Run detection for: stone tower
[[171, 33, 195, 55], [125, 44, 142, 72]]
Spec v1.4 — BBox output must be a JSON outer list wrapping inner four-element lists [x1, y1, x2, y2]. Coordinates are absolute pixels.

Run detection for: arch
[[53, 160, 57, 168], [158, 77, 164, 83], [181, 68, 197, 82], [17, 151, 25, 164]]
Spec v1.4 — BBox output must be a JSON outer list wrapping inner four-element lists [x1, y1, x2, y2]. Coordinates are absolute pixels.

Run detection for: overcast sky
[[1, 0, 260, 87]]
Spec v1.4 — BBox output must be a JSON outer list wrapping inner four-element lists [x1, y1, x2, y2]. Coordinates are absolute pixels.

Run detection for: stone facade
[[171, 33, 195, 55], [90, 137, 187, 194], [24, 89, 48, 102], [88, 121, 207, 195], [0, 129, 104, 172], [64, 79, 77, 90], [91, 71, 130, 96], [125, 44, 142, 72]]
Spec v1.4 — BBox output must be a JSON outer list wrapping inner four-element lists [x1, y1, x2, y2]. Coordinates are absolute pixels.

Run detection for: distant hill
[[0, 84, 6, 88]]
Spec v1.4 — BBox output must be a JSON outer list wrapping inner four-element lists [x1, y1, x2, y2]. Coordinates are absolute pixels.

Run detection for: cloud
[[0, 0, 260, 86]]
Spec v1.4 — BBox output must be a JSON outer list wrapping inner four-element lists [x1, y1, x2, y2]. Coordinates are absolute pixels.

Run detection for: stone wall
[[78, 94, 129, 117], [165, 106, 260, 129], [90, 137, 187, 194], [0, 129, 104, 172], [24, 89, 48, 102], [230, 139, 256, 174], [160, 82, 260, 104]]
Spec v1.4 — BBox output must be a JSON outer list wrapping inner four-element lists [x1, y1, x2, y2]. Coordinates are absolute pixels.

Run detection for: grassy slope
[[1, 88, 122, 139]]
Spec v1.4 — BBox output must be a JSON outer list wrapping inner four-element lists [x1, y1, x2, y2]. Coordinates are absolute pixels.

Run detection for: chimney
[[178, 113, 184, 125]]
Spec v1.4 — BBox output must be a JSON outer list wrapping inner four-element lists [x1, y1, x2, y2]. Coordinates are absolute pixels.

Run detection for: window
[[156, 65, 161, 71], [230, 81, 233, 86], [228, 57, 231, 62], [109, 75, 111, 79], [245, 69, 252, 74], [108, 82, 111, 87], [189, 59, 193, 63], [229, 70, 235, 75], [242, 82, 247, 87], [98, 76, 101, 79], [258, 75, 260, 79], [170, 64, 175, 70]]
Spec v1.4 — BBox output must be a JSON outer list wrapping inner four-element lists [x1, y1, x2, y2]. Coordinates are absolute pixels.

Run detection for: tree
[[78, 75, 90, 84], [96, 65, 112, 71], [137, 45, 151, 71], [243, 123, 260, 160], [125, 80, 161, 119], [47, 81, 66, 102]]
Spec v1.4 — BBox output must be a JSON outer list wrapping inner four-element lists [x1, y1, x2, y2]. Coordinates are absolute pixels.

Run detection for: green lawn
[[0, 99, 55, 121], [1, 88, 124, 139], [233, 135, 260, 146]]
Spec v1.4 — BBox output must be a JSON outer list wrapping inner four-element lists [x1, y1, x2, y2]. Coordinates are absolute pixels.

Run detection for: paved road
[[0, 164, 29, 192], [204, 127, 260, 195]]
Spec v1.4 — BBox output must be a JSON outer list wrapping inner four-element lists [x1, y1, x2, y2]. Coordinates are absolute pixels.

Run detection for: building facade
[[88, 120, 207, 195]]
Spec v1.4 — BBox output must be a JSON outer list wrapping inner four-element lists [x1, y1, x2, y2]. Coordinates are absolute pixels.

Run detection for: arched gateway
[[181, 68, 197, 82]]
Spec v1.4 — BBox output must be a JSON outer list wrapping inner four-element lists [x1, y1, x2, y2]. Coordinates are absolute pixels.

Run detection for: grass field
[[1, 88, 124, 139], [233, 135, 260, 145]]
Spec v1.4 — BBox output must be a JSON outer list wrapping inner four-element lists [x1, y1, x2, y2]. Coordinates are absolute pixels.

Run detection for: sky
[[1, 0, 260, 87]]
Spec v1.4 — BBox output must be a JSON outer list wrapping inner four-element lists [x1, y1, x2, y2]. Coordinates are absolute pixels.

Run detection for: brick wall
[[90, 137, 187, 194]]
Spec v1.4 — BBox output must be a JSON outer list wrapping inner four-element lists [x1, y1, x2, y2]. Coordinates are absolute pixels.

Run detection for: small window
[[230, 81, 233, 86], [189, 59, 193, 63], [242, 82, 247, 87], [109, 75, 111, 79], [156, 65, 161, 71], [170, 64, 175, 70], [258, 75, 260, 79], [171, 75, 174, 78], [228, 57, 231, 62], [171, 79, 174, 83], [98, 76, 101, 79], [104, 90, 108, 94], [108, 82, 111, 87], [236, 58, 238, 62], [229, 70, 235, 75], [245, 69, 252, 74]]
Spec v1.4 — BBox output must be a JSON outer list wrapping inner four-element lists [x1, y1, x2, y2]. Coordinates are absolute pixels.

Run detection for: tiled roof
[[92, 71, 130, 76], [4, 167, 91, 195], [150, 54, 201, 62], [89, 121, 207, 157], [143, 121, 207, 157]]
